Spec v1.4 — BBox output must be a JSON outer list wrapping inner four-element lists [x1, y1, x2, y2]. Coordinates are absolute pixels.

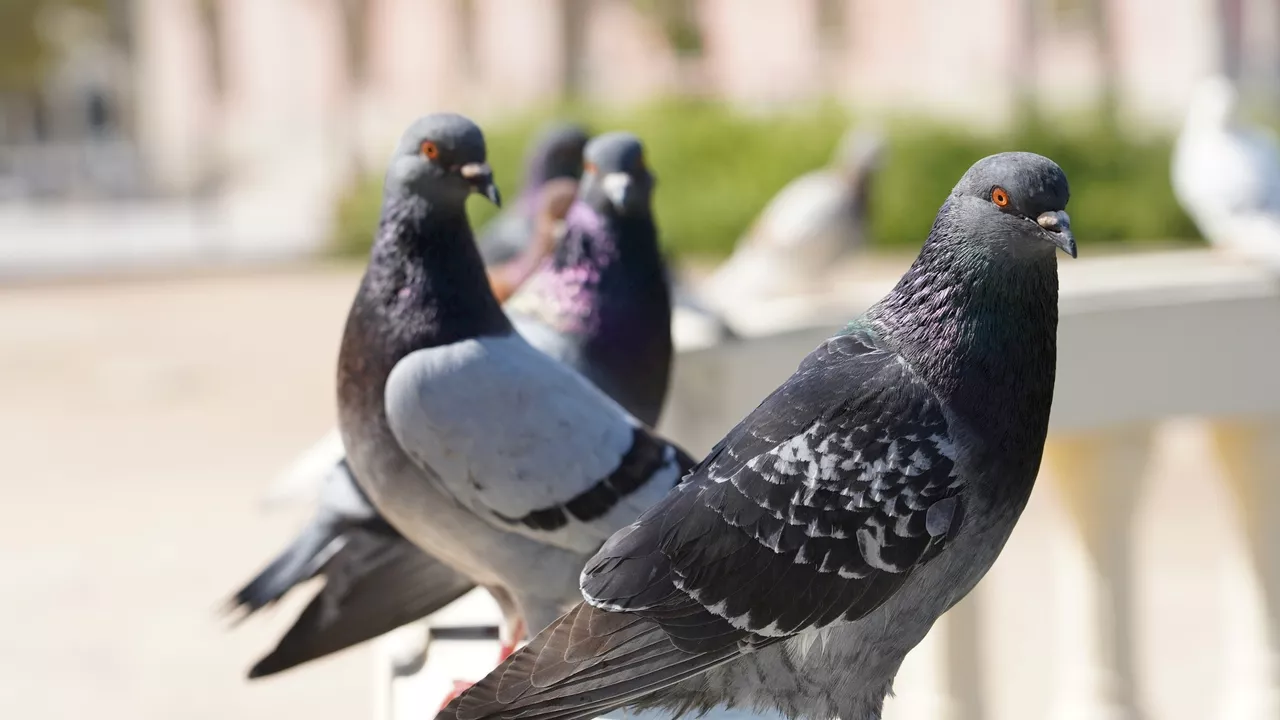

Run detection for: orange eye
[[584, 161, 598, 175], [421, 141, 439, 160], [991, 186, 1010, 207]]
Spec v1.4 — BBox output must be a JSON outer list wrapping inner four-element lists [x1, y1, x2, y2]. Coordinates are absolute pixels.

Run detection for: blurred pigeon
[[1173, 75, 1280, 264], [478, 122, 590, 269], [489, 178, 580, 304], [704, 125, 884, 308], [506, 131, 673, 426], [231, 116, 693, 679], [259, 427, 346, 509], [442, 152, 1075, 720]]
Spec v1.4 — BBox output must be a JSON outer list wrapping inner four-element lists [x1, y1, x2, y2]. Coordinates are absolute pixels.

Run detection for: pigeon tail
[[443, 603, 740, 720], [247, 531, 476, 678], [230, 521, 338, 615]]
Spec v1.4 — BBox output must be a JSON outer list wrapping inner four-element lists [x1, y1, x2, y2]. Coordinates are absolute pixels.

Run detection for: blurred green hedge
[[332, 101, 1200, 260]]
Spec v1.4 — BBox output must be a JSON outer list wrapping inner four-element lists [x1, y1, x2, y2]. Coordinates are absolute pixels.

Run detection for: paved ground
[[0, 266, 367, 720]]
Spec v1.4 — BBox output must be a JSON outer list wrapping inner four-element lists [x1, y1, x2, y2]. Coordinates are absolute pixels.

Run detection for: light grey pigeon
[[703, 125, 884, 310], [229, 131, 683, 677], [1173, 75, 1280, 264], [441, 152, 1075, 720], [337, 112, 696, 664]]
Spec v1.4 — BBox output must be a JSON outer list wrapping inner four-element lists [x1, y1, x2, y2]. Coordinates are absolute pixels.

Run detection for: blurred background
[[4, 1, 1280, 719]]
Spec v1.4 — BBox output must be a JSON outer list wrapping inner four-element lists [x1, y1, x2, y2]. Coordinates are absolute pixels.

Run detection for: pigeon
[[261, 135, 585, 510], [478, 122, 590, 269], [229, 130, 681, 677], [506, 131, 673, 427], [1173, 75, 1280, 264], [703, 125, 884, 309], [441, 152, 1075, 720]]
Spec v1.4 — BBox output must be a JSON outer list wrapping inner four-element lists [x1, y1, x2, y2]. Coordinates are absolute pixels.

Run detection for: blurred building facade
[[0, 0, 1275, 269]]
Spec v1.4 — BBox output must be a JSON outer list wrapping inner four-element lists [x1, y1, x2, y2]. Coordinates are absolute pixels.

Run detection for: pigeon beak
[[601, 172, 631, 211], [460, 163, 502, 207], [1037, 210, 1076, 258]]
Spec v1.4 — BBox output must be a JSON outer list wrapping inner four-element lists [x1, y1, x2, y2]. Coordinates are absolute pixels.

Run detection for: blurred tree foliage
[[629, 0, 703, 56], [0, 0, 104, 92], [332, 102, 1200, 260]]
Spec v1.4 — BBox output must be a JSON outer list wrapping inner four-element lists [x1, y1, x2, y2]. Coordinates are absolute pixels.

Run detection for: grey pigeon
[[704, 125, 884, 309], [441, 152, 1075, 720], [229, 132, 678, 677], [337, 113, 694, 664], [478, 122, 590, 268]]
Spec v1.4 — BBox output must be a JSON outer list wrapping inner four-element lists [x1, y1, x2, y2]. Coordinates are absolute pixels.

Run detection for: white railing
[[375, 249, 1280, 720]]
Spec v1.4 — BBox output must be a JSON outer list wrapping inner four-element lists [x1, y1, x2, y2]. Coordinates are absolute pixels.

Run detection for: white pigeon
[[703, 125, 884, 307], [1173, 75, 1280, 265]]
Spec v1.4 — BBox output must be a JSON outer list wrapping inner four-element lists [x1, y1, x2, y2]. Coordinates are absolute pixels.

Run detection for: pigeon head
[[579, 132, 655, 217], [384, 113, 502, 209], [526, 122, 590, 188], [946, 151, 1075, 259]]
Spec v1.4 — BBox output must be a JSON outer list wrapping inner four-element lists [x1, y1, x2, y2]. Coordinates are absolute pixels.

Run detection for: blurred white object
[[261, 428, 345, 510], [1173, 75, 1280, 266], [671, 286, 738, 350], [703, 126, 884, 309]]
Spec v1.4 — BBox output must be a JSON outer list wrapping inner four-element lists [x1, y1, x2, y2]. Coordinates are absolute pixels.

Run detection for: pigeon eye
[[421, 141, 439, 160], [584, 161, 598, 175], [991, 186, 1010, 208]]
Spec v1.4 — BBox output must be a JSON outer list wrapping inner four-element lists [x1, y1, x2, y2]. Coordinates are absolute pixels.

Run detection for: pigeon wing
[[385, 333, 686, 554]]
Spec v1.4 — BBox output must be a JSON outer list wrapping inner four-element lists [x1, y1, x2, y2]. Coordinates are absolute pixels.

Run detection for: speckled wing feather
[[443, 328, 966, 720]]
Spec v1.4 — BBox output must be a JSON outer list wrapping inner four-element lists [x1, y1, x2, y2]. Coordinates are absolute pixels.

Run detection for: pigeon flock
[[228, 109, 1077, 720]]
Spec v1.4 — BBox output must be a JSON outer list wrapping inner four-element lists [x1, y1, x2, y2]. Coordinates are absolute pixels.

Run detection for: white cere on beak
[[601, 172, 631, 210]]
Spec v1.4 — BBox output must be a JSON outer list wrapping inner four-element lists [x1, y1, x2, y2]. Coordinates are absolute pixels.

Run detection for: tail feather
[[231, 522, 337, 614], [445, 604, 742, 720], [247, 529, 475, 678]]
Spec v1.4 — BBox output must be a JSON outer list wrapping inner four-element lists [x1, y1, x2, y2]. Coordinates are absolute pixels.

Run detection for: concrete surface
[[0, 266, 366, 720]]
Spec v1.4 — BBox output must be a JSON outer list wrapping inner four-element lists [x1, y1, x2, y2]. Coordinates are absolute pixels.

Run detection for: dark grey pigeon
[[332, 113, 695, 673], [506, 131, 672, 426], [441, 152, 1075, 720], [229, 132, 678, 677], [477, 122, 590, 268]]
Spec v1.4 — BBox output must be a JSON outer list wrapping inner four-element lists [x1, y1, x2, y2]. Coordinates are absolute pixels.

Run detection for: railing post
[[884, 592, 984, 720], [1042, 427, 1152, 720], [1209, 418, 1280, 720], [372, 621, 432, 720]]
